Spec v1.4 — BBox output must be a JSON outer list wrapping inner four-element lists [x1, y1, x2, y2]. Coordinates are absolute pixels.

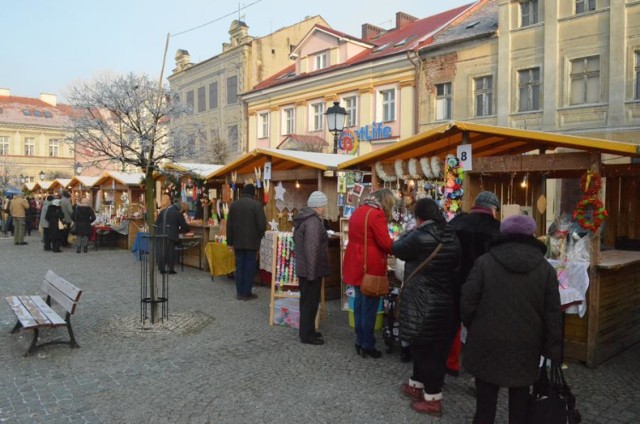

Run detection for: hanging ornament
[[274, 181, 286, 201], [420, 157, 433, 179], [375, 161, 396, 182], [430, 156, 442, 178]]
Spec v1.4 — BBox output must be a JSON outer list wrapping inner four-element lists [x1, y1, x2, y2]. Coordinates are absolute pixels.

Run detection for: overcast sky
[[2, 0, 473, 101]]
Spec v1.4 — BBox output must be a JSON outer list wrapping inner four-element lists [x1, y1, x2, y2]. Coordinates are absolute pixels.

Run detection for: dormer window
[[314, 52, 328, 71]]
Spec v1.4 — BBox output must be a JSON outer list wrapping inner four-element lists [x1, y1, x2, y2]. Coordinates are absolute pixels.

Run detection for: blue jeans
[[234, 249, 257, 297], [354, 286, 379, 349]]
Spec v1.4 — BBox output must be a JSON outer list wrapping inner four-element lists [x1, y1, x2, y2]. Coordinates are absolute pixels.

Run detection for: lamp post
[[39, 170, 45, 182], [75, 162, 83, 176], [19, 174, 26, 185], [325, 101, 347, 154]]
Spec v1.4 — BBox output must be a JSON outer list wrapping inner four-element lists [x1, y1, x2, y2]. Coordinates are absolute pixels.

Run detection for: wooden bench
[[5, 270, 82, 356]]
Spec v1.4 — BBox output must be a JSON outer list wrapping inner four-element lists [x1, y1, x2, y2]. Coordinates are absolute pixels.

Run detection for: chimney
[[396, 12, 418, 29], [361, 23, 384, 41], [40, 93, 57, 106], [0, 88, 10, 97], [175, 49, 192, 72]]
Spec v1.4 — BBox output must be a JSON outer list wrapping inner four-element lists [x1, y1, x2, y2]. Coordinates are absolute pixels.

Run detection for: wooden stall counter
[[564, 249, 640, 367]]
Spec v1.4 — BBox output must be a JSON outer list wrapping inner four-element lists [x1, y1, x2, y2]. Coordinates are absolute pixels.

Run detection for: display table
[[204, 242, 235, 279], [177, 234, 202, 271]]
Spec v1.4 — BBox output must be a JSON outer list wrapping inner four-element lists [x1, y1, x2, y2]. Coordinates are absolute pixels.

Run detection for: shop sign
[[338, 122, 393, 155]]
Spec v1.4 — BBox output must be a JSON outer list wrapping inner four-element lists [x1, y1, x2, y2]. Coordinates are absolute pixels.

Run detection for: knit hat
[[52, 199, 61, 206], [474, 191, 500, 210], [501, 215, 537, 235], [242, 184, 256, 196], [307, 191, 328, 208]]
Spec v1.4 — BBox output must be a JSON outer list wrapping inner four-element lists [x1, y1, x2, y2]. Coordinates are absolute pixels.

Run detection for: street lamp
[[19, 174, 26, 185], [39, 170, 45, 182], [75, 162, 83, 176], [325, 101, 347, 154]]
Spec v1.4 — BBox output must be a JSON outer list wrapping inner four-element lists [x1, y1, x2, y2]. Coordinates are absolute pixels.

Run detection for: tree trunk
[[144, 173, 158, 323]]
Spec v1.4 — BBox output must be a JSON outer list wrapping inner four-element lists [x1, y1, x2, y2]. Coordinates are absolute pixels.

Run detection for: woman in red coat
[[343, 188, 395, 358]]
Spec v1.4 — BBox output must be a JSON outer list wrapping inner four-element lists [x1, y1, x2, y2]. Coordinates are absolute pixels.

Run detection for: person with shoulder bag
[[74, 197, 96, 253], [343, 188, 395, 359], [393, 198, 462, 418]]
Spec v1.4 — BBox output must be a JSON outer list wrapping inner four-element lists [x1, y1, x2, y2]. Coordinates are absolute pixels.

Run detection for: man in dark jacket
[[226, 184, 266, 300], [293, 191, 330, 345], [461, 215, 562, 423], [155, 194, 189, 274], [446, 191, 501, 376], [60, 190, 74, 247]]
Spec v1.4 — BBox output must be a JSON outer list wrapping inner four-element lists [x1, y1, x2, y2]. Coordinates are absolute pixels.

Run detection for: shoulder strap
[[363, 208, 374, 273], [398, 242, 443, 298]]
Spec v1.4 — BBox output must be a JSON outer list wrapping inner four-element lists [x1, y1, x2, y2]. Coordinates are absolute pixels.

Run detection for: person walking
[[342, 188, 395, 359], [74, 197, 96, 253], [461, 215, 563, 424], [393, 198, 462, 417], [60, 190, 74, 247], [445, 191, 502, 377], [9, 193, 30, 245], [155, 194, 189, 274], [226, 184, 266, 301], [45, 199, 65, 253], [39, 195, 54, 251], [293, 191, 330, 346]]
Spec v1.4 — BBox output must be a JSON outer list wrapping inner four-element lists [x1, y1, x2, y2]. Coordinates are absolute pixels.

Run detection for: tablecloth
[[547, 259, 590, 317], [131, 232, 150, 261], [204, 242, 235, 277]]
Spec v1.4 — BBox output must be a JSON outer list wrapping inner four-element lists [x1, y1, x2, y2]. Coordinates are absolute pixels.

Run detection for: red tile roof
[[0, 95, 76, 128]]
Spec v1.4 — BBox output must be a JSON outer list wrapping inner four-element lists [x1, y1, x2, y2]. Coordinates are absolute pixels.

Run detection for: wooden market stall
[[205, 148, 353, 301], [338, 121, 640, 368], [67, 176, 100, 207], [48, 178, 72, 195]]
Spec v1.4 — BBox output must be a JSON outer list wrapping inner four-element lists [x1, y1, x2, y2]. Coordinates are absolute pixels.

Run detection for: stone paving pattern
[[1, 233, 639, 423]]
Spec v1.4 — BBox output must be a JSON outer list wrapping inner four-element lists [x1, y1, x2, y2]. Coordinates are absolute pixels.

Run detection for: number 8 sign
[[456, 144, 473, 171]]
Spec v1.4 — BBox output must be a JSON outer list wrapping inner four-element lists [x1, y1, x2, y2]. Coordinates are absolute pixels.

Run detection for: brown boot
[[411, 398, 442, 417], [400, 383, 423, 400]]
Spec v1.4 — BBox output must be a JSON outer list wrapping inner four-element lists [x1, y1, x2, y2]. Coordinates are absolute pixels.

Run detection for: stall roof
[[206, 148, 354, 179], [48, 179, 72, 191], [338, 121, 640, 169], [68, 176, 100, 188], [94, 171, 145, 187], [38, 181, 53, 191], [164, 162, 223, 178], [24, 182, 37, 192]]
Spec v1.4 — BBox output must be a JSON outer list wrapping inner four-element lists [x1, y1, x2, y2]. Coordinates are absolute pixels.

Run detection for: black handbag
[[527, 360, 582, 424]]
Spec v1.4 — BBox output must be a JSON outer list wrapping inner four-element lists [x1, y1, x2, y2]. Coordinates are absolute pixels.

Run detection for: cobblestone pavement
[[1, 233, 639, 423]]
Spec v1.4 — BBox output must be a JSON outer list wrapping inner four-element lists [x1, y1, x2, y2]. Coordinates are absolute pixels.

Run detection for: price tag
[[457, 144, 472, 171], [263, 161, 272, 181]]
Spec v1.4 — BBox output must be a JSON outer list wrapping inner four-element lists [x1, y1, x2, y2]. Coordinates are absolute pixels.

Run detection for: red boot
[[411, 395, 442, 417]]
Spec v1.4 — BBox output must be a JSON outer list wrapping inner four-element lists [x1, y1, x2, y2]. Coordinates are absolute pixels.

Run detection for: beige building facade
[[416, 0, 640, 148], [168, 16, 328, 162], [0, 89, 75, 188]]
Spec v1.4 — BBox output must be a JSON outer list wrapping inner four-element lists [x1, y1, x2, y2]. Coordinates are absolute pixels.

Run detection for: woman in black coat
[[45, 199, 65, 253], [73, 197, 96, 253], [461, 214, 563, 424], [392, 198, 461, 418]]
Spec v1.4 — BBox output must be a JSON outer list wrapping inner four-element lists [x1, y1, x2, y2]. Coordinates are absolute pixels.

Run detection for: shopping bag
[[527, 360, 581, 424]]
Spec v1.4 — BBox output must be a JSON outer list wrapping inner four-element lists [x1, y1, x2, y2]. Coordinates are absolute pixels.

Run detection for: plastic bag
[[394, 259, 405, 282]]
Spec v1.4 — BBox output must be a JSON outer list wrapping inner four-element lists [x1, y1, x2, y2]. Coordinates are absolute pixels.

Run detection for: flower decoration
[[572, 196, 608, 232], [579, 171, 602, 196], [442, 154, 464, 221]]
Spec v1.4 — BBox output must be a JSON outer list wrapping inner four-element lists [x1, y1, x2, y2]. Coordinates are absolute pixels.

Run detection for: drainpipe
[[406, 49, 422, 135]]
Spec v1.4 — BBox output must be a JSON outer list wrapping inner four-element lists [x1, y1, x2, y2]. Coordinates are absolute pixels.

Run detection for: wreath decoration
[[430, 156, 442, 178], [420, 157, 433, 178], [408, 158, 421, 180], [579, 171, 602, 196], [375, 161, 397, 183], [394, 159, 407, 181], [572, 196, 608, 232]]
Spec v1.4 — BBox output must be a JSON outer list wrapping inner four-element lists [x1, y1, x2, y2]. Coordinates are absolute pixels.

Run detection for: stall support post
[[585, 152, 602, 367]]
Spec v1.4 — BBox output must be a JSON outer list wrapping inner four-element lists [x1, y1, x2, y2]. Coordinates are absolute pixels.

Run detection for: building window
[[209, 82, 218, 109], [575, 0, 596, 14], [435, 83, 452, 120], [197, 87, 206, 113], [518, 67, 541, 112], [24, 137, 35, 156], [0, 136, 8, 155], [282, 108, 295, 135], [310, 102, 325, 131], [49, 139, 60, 157], [634, 51, 640, 100], [474, 76, 494, 117], [570, 56, 600, 104], [226, 76, 238, 105], [521, 0, 539, 27], [343, 96, 357, 127], [228, 125, 239, 153], [186, 90, 194, 113], [380, 89, 396, 122], [258, 112, 269, 138], [314, 52, 328, 71]]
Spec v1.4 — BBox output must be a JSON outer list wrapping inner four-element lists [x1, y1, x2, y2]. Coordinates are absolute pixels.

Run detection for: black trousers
[[298, 277, 321, 341], [156, 239, 177, 272], [473, 378, 529, 424], [43, 227, 51, 250], [410, 341, 450, 395]]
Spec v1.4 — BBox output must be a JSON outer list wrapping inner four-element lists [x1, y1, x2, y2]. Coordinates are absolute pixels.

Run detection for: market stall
[[67, 176, 100, 207], [47, 178, 71, 195], [338, 121, 640, 367]]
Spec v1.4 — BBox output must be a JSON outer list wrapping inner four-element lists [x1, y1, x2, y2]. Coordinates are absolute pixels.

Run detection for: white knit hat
[[307, 191, 328, 208]]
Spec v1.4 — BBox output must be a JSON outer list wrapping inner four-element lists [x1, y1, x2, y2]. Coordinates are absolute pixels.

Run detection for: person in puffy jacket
[[293, 191, 330, 346], [461, 214, 562, 424], [342, 188, 395, 359], [393, 198, 461, 418]]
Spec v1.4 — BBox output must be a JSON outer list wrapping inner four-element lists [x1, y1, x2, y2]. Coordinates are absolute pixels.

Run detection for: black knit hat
[[242, 184, 256, 196]]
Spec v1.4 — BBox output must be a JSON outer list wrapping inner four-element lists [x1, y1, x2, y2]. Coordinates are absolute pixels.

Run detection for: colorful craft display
[[275, 232, 298, 293], [440, 154, 464, 221], [573, 171, 608, 232], [579, 171, 602, 197]]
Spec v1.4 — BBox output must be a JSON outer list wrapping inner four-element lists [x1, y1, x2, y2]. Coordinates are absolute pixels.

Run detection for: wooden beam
[[470, 152, 592, 174], [586, 151, 601, 367]]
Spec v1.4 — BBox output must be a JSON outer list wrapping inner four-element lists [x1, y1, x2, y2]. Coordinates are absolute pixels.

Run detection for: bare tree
[[67, 72, 192, 323]]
